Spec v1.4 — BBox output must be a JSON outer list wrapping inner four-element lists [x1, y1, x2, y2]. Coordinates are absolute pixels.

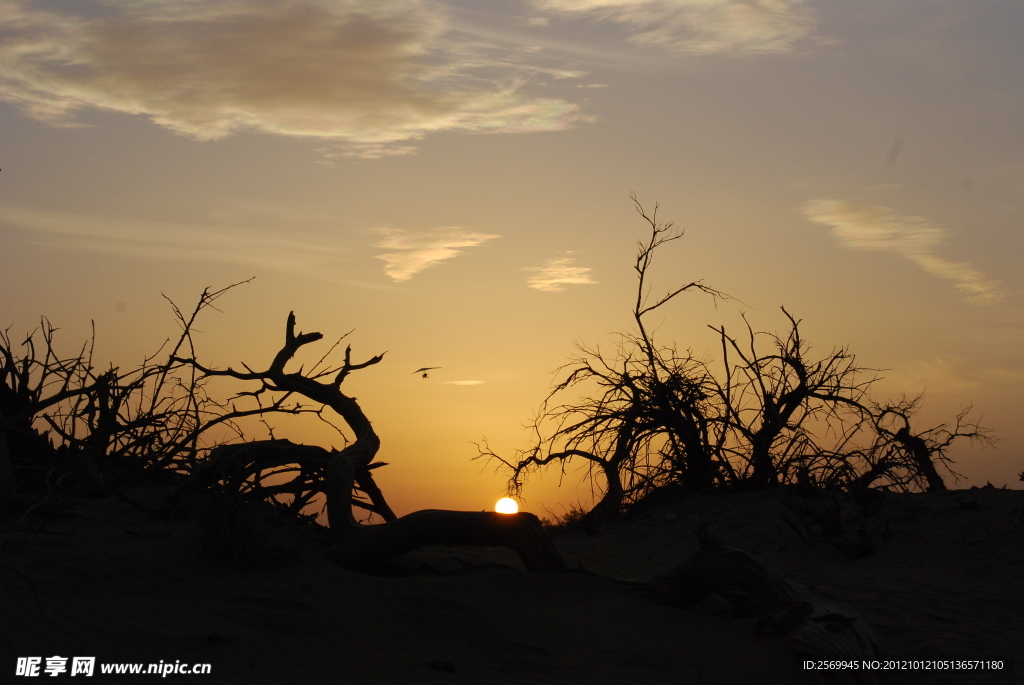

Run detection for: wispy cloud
[[374, 226, 500, 281], [1, 205, 369, 283], [524, 252, 598, 292], [879, 356, 985, 396], [0, 0, 589, 157], [801, 199, 1002, 304], [532, 0, 814, 55], [445, 380, 485, 385]]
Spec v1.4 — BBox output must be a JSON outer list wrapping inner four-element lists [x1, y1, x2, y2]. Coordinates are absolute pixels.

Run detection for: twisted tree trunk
[[893, 427, 946, 492], [181, 313, 565, 572]]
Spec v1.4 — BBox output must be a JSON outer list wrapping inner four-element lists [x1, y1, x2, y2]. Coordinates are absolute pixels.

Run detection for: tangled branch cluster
[[0, 281, 318, 518], [478, 197, 991, 521]]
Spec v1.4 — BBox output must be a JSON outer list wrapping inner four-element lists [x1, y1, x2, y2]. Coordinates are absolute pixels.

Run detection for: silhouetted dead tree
[[711, 314, 993, 494], [176, 439, 362, 519], [711, 309, 876, 490], [174, 312, 565, 572], [850, 398, 989, 493], [2, 293, 564, 571], [477, 342, 723, 521], [478, 196, 729, 521], [0, 281, 313, 516], [480, 197, 993, 521], [628, 197, 730, 493], [477, 344, 673, 522], [0, 319, 158, 514], [170, 312, 397, 523], [1, 319, 107, 496]]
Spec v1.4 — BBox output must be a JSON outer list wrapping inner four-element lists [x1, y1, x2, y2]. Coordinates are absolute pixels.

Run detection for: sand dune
[[2, 486, 1020, 684]]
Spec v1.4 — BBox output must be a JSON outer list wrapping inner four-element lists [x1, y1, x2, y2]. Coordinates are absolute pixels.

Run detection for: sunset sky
[[2, 0, 1022, 515]]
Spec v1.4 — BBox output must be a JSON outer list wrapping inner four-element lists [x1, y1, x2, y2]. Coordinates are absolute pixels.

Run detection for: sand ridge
[[2, 486, 1021, 684]]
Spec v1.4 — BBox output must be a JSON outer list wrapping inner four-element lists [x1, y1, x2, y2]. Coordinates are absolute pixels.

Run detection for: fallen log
[[329, 509, 566, 573], [325, 440, 564, 572]]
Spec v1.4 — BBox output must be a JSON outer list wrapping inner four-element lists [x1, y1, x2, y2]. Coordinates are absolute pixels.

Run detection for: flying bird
[[412, 367, 440, 379]]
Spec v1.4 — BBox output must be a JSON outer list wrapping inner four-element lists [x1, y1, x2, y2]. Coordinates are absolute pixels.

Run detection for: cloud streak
[[374, 226, 500, 281], [1, 205, 369, 283], [802, 199, 1002, 304], [0, 0, 588, 156], [532, 0, 814, 55], [524, 252, 598, 292]]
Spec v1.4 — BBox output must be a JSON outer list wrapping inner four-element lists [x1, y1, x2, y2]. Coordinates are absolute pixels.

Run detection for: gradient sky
[[2, 0, 1022, 516]]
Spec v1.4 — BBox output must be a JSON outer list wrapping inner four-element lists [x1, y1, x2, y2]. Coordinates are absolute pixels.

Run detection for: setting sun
[[494, 497, 518, 514]]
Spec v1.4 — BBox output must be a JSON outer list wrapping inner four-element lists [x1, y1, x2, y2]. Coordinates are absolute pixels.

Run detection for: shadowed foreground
[[3, 486, 1021, 684]]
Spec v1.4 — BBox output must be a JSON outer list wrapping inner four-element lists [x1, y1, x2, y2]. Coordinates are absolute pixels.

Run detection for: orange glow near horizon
[[495, 497, 519, 514]]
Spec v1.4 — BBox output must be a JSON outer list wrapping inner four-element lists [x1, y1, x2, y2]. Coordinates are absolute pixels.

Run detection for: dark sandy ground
[[2, 486, 1021, 684]]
